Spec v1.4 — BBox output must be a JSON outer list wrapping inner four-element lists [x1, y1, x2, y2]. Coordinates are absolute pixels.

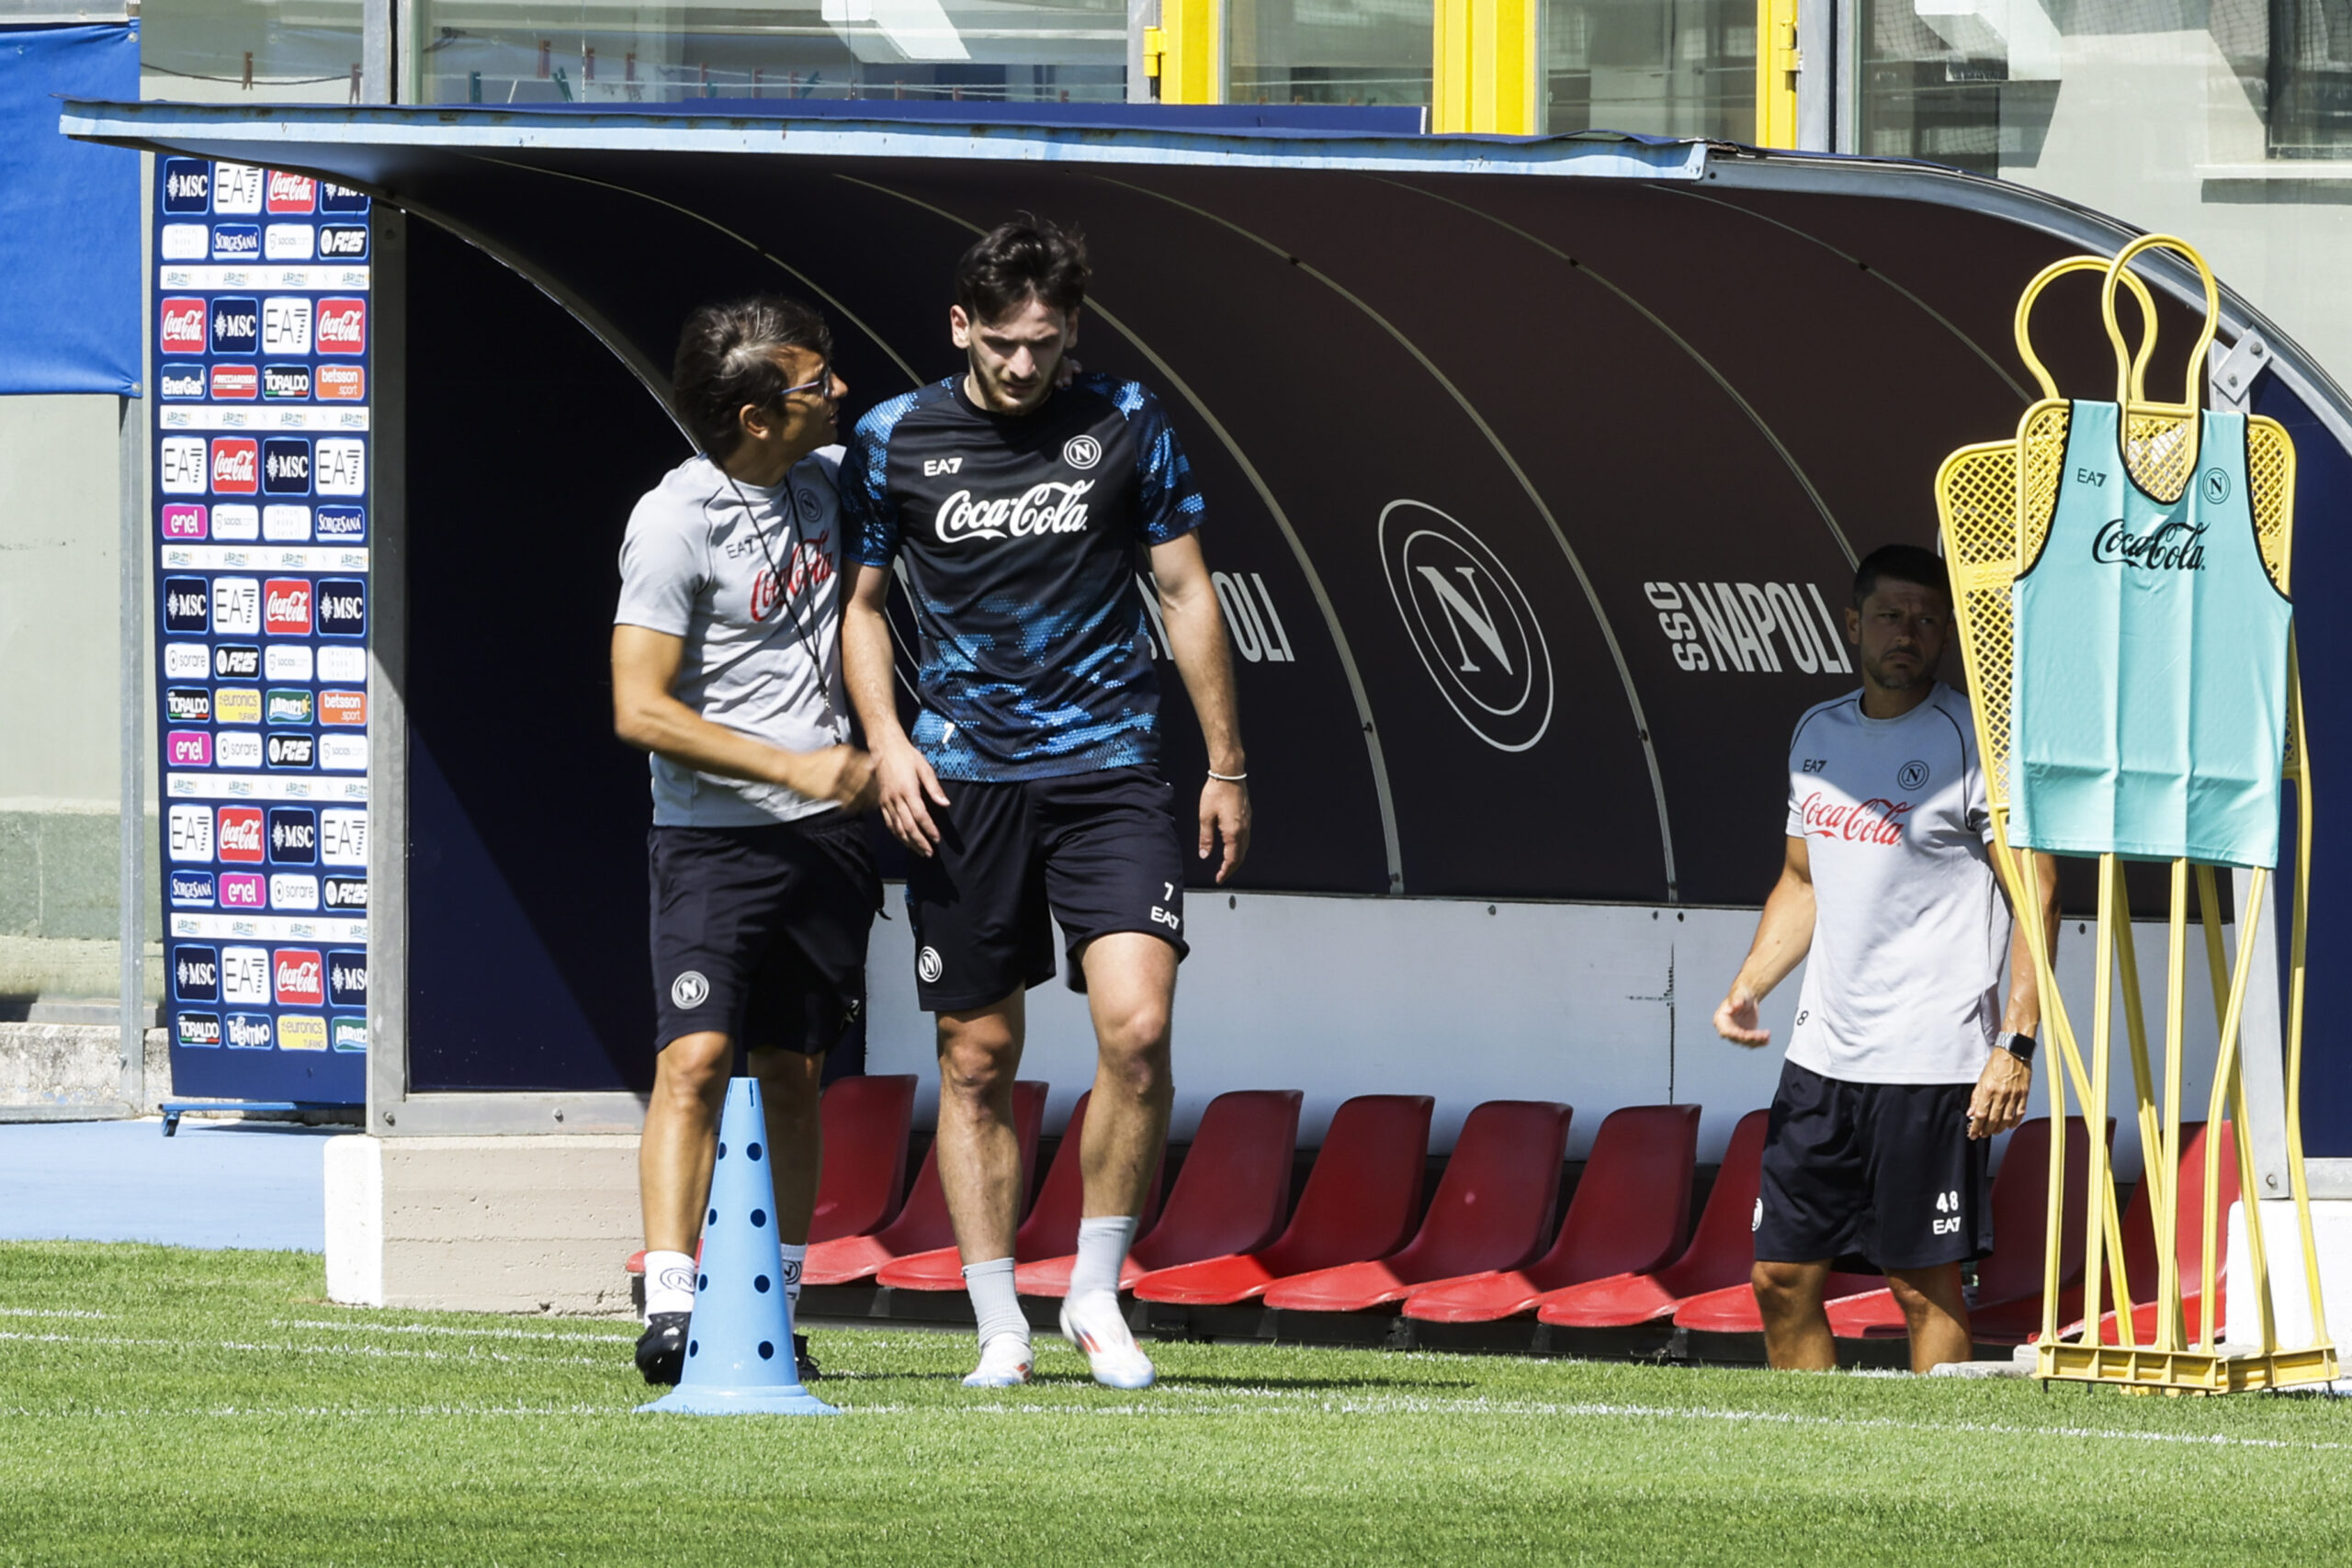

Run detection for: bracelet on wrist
[[1207, 768, 1248, 783]]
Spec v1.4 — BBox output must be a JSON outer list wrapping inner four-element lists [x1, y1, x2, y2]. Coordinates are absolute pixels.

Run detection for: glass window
[[1544, 0, 1754, 138], [141, 0, 367, 103], [1227, 0, 1435, 107], [406, 0, 1125, 107], [2268, 0, 2352, 156], [1853, 0, 2003, 174]]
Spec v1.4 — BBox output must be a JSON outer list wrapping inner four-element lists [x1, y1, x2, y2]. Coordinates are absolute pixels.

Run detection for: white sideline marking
[[0, 1307, 107, 1319], [276, 1319, 637, 1345], [0, 1330, 608, 1368]]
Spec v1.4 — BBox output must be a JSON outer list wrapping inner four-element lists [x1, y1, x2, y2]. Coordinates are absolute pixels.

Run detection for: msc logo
[[175, 945, 221, 1002], [263, 438, 311, 495], [1063, 434, 1102, 470], [317, 578, 368, 637], [1378, 500, 1554, 753], [330, 950, 368, 1007], [211, 296, 259, 356], [321, 182, 371, 214], [268, 806, 318, 863], [163, 576, 209, 634], [163, 159, 211, 213]]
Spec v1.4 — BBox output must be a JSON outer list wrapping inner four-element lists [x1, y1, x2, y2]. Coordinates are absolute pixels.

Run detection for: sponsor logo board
[[318, 224, 368, 259], [214, 687, 262, 725], [169, 870, 216, 908], [162, 159, 211, 213], [177, 1011, 223, 1048], [320, 183, 370, 214], [265, 578, 312, 636], [209, 436, 259, 495], [159, 297, 207, 354], [173, 944, 220, 1001], [212, 163, 265, 215], [209, 503, 258, 541], [159, 435, 208, 494], [210, 296, 258, 356], [160, 222, 208, 260], [218, 871, 266, 908], [277, 1014, 329, 1052], [224, 1012, 274, 1050], [216, 806, 265, 863], [266, 644, 314, 682], [165, 687, 211, 722], [261, 296, 312, 355], [274, 948, 325, 1007], [211, 576, 261, 636]]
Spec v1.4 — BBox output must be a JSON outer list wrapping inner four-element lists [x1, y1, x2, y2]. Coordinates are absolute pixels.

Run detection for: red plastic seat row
[[804, 1079, 1049, 1286], [2040, 1120, 2238, 1348]]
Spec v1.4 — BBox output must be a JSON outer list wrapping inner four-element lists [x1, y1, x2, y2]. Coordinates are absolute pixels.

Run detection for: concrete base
[[0, 1022, 167, 1118], [2227, 1197, 2352, 1391], [324, 1133, 639, 1314]]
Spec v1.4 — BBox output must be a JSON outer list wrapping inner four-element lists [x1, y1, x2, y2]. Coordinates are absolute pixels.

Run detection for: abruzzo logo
[[935, 482, 1091, 546], [1378, 500, 1554, 753], [671, 971, 709, 1010]]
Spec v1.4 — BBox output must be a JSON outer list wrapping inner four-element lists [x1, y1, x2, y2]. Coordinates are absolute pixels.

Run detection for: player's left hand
[[1201, 777, 1250, 885], [1967, 1047, 2030, 1140]]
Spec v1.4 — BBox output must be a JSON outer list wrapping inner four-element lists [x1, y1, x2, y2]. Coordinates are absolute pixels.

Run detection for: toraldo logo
[[264, 364, 313, 400], [315, 298, 367, 355], [178, 1012, 223, 1048], [1378, 500, 1554, 753]]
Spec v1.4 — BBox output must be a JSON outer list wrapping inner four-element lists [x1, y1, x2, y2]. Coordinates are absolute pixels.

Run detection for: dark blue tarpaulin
[[0, 23, 138, 394]]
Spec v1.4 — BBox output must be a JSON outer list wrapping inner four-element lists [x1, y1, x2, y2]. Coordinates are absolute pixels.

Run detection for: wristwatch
[[2002, 1032, 2038, 1065]]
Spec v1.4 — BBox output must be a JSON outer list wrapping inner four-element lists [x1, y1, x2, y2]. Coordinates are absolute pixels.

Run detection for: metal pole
[[362, 0, 397, 104], [1126, 0, 1159, 105], [117, 389, 146, 1112], [368, 208, 409, 1132]]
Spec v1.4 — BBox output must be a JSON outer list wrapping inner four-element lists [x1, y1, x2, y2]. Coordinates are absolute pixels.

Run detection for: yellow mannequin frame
[[1935, 238, 2335, 1393]]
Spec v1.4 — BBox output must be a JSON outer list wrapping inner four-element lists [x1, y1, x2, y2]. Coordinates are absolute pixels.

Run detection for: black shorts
[[1753, 1058, 1991, 1272], [648, 816, 881, 1055], [903, 765, 1189, 1012]]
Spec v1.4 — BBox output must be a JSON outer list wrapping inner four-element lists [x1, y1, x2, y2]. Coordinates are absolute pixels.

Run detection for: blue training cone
[[639, 1077, 838, 1416]]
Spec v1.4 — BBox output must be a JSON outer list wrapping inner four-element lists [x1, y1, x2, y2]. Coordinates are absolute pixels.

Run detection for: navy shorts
[[648, 815, 881, 1055], [903, 765, 1189, 1012], [1753, 1058, 1991, 1272]]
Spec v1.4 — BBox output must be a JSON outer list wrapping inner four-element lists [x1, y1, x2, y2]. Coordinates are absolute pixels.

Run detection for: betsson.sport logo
[[934, 482, 1091, 546]]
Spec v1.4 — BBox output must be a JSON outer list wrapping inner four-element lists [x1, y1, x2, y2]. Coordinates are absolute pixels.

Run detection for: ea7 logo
[[1641, 581, 1855, 676], [1932, 1188, 1964, 1235], [923, 457, 965, 477]]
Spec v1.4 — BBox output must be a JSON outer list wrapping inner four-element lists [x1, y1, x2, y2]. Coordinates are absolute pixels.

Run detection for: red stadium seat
[[1133, 1094, 1434, 1306], [1404, 1103, 1698, 1323], [1261, 1100, 1573, 1313], [1017, 1089, 1303, 1297], [1825, 1116, 2099, 1343], [805, 1079, 1048, 1286], [809, 1074, 919, 1244], [2045, 1120, 2238, 1348], [1534, 1108, 1770, 1329], [877, 1091, 1166, 1291], [1672, 1269, 1882, 1333]]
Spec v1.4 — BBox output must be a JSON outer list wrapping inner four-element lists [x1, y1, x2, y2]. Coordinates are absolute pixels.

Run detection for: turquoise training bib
[[2009, 401, 2290, 868]]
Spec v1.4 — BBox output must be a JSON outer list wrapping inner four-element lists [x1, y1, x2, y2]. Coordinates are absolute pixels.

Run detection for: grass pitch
[[2, 1243, 2348, 1566]]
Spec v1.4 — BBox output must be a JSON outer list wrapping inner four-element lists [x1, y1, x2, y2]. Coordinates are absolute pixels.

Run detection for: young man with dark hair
[[613, 295, 880, 1385], [1712, 542, 2059, 1372], [840, 219, 1250, 1391]]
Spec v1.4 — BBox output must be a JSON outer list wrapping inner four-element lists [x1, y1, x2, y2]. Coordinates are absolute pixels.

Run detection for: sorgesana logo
[[315, 505, 364, 542], [211, 223, 260, 262], [1378, 499, 1555, 753], [169, 870, 216, 908]]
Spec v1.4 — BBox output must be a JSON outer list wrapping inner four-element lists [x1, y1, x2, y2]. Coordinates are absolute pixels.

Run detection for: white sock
[[780, 1242, 807, 1317], [1069, 1215, 1138, 1303], [644, 1248, 695, 1319], [961, 1257, 1029, 1350]]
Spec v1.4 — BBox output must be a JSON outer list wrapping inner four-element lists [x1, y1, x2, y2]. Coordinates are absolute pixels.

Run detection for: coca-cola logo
[[212, 439, 259, 493], [266, 171, 316, 213], [748, 536, 833, 622], [160, 299, 207, 351], [934, 481, 1092, 545], [1798, 792, 1913, 846], [316, 299, 367, 355], [265, 579, 313, 635], [275, 950, 325, 1006], [2092, 518, 2207, 572], [217, 807, 266, 860]]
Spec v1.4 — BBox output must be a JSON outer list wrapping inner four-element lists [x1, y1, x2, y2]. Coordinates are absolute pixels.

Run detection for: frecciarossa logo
[[1798, 792, 1914, 846], [934, 481, 1091, 545]]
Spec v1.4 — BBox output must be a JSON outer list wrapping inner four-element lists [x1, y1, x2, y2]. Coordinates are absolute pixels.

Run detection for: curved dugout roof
[[63, 103, 2352, 908]]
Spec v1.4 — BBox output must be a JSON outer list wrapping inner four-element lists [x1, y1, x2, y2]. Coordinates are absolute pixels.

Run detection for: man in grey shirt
[[612, 295, 877, 1385]]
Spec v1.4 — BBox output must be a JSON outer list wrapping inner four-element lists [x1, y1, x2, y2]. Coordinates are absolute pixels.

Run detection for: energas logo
[[1377, 500, 1554, 753]]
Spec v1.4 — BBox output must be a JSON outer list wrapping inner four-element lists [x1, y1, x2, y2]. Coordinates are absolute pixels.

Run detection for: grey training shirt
[[615, 449, 850, 828]]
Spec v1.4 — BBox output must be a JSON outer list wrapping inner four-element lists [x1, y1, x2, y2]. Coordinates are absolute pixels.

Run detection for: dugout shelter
[[58, 99, 2352, 1314]]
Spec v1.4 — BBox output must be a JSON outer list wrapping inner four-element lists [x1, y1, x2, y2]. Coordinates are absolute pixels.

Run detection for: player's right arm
[[1713, 835, 1816, 1047], [610, 624, 874, 808], [841, 564, 948, 854]]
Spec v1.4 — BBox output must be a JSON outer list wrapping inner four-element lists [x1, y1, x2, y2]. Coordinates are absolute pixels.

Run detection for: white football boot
[[961, 1333, 1035, 1389], [1058, 1292, 1156, 1391]]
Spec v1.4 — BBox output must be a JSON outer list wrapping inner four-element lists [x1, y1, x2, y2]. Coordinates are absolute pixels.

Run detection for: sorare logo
[[216, 806, 266, 863], [317, 579, 367, 637], [265, 578, 313, 636], [329, 951, 367, 1008], [268, 806, 318, 863], [210, 223, 260, 263], [178, 1012, 224, 1049], [261, 297, 313, 356], [162, 158, 211, 213], [209, 364, 258, 401], [262, 438, 311, 496], [173, 945, 220, 1002], [158, 364, 208, 400], [315, 298, 367, 355], [160, 299, 207, 355], [266, 171, 317, 214], [210, 296, 259, 356], [169, 870, 216, 909], [210, 437, 260, 495], [274, 949, 326, 1008], [162, 503, 208, 540], [269, 874, 320, 911], [163, 576, 209, 635], [216, 731, 264, 771], [263, 364, 312, 400]]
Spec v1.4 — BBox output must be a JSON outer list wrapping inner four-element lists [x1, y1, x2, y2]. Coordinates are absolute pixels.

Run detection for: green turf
[[1, 1243, 2346, 1566]]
